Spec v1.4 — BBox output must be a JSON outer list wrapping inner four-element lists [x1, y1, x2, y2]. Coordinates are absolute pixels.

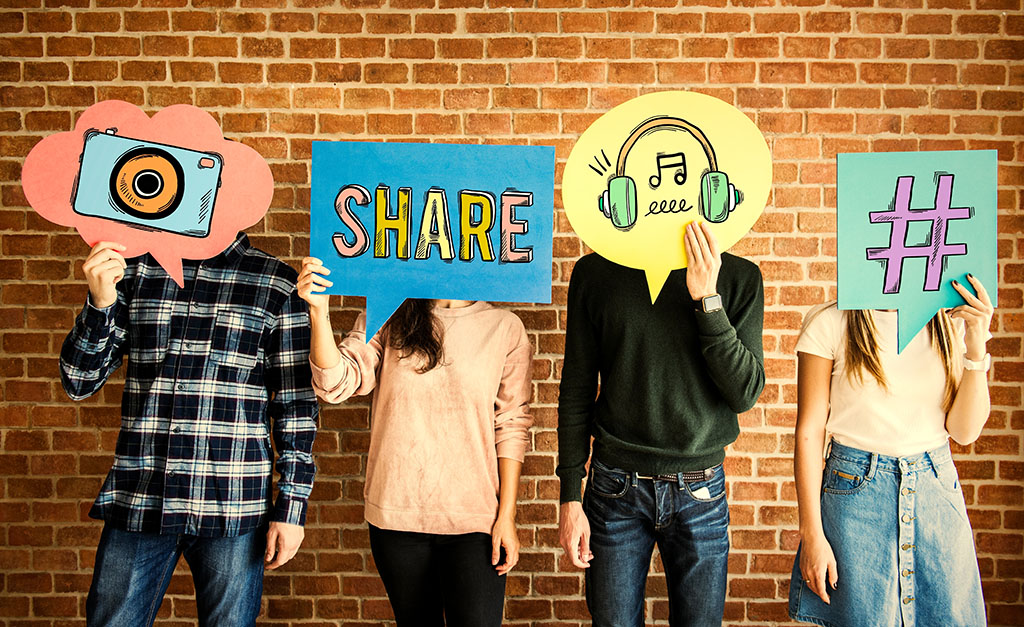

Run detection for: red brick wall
[[1, 1, 1022, 625]]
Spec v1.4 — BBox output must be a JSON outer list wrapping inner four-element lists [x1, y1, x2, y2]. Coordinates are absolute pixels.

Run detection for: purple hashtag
[[866, 174, 971, 294]]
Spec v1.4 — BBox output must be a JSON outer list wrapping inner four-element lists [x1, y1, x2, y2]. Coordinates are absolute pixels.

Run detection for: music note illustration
[[649, 152, 687, 189]]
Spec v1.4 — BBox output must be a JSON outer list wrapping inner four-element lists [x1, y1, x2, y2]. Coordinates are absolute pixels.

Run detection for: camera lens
[[109, 147, 183, 219], [132, 170, 163, 199]]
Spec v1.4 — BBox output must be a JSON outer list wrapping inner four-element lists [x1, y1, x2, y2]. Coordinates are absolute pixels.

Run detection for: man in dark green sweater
[[557, 221, 765, 626]]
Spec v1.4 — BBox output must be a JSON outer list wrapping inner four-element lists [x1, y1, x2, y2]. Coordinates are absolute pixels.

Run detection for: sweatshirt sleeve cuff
[[559, 477, 583, 503], [693, 307, 733, 337], [271, 494, 308, 527], [496, 437, 528, 464], [309, 357, 344, 393]]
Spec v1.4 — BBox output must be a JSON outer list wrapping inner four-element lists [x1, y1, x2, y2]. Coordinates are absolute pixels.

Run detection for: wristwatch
[[696, 293, 723, 314], [963, 354, 991, 372]]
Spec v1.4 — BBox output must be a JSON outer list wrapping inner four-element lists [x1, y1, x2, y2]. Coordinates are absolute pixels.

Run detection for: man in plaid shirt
[[61, 233, 318, 626]]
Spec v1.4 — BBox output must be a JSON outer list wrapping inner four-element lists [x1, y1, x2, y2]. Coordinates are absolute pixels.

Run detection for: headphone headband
[[615, 116, 718, 177]]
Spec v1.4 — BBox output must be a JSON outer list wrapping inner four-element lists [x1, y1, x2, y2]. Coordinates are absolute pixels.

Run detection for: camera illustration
[[71, 129, 223, 238]]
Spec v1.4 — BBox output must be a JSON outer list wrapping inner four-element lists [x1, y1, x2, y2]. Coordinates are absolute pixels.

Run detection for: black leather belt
[[636, 466, 716, 482]]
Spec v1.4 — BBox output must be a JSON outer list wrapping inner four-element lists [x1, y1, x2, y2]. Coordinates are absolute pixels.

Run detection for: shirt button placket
[[897, 458, 916, 626]]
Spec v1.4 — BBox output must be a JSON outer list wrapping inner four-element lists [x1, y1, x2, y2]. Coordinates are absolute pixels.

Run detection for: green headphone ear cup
[[608, 176, 637, 230], [700, 171, 731, 223]]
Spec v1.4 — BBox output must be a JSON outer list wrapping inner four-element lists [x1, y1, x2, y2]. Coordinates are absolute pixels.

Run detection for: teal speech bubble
[[837, 150, 997, 352]]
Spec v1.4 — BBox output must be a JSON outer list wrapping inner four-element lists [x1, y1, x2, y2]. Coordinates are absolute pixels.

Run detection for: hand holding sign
[[949, 274, 995, 360], [82, 241, 128, 308], [297, 257, 333, 312]]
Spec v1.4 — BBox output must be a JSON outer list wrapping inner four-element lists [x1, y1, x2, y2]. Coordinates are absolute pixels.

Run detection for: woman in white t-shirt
[[788, 274, 994, 627]]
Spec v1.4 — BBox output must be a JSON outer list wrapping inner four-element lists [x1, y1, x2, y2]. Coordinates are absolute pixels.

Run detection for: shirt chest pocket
[[210, 308, 264, 371]]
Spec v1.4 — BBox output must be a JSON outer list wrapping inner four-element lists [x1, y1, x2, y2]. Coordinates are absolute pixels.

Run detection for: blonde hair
[[843, 308, 961, 413]]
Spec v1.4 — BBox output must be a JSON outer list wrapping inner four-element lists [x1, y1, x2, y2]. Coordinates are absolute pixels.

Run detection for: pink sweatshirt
[[311, 301, 534, 535]]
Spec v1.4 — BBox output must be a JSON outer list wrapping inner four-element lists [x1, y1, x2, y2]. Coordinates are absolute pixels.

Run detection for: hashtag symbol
[[866, 174, 972, 294]]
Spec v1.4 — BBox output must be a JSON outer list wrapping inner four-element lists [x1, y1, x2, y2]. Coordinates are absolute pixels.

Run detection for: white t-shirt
[[796, 303, 960, 457]]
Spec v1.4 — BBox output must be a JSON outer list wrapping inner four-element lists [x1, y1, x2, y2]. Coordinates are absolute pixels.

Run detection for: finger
[[496, 541, 510, 574], [965, 273, 992, 307], [265, 528, 279, 563], [266, 536, 288, 570], [816, 568, 831, 604], [684, 223, 702, 268], [701, 220, 721, 258], [302, 264, 330, 277], [299, 274, 332, 290], [949, 307, 985, 327], [828, 560, 839, 589], [84, 249, 127, 273], [952, 279, 985, 310], [302, 260, 330, 276], [580, 529, 593, 563], [566, 534, 587, 569], [694, 220, 713, 261], [90, 241, 128, 257], [492, 536, 501, 566], [95, 259, 127, 282]]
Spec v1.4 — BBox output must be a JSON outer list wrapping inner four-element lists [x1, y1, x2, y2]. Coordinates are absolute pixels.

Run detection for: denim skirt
[[788, 441, 986, 627]]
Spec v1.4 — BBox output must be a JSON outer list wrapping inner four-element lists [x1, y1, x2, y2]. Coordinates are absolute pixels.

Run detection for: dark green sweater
[[556, 252, 765, 502]]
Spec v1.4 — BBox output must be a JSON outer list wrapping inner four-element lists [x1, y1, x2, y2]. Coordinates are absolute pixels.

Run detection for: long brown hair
[[384, 299, 445, 373], [843, 308, 961, 412]]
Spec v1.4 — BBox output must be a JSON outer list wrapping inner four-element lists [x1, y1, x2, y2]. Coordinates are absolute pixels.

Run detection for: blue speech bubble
[[837, 150, 997, 352], [311, 141, 554, 338]]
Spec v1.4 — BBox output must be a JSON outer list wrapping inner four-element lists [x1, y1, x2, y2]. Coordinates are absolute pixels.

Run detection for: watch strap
[[963, 353, 991, 372]]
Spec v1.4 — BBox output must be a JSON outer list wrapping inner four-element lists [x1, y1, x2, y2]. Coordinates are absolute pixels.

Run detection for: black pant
[[368, 523, 506, 627]]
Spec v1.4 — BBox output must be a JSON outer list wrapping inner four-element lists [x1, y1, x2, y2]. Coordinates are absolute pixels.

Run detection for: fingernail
[[967, 273, 974, 279], [952, 280, 959, 286]]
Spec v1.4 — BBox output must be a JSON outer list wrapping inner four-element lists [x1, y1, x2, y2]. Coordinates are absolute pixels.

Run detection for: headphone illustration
[[598, 116, 739, 230]]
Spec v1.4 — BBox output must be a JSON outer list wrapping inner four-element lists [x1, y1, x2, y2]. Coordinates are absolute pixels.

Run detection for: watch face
[[703, 294, 723, 312]]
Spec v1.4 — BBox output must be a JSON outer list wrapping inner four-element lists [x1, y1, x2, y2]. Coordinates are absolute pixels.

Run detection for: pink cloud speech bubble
[[22, 100, 273, 286]]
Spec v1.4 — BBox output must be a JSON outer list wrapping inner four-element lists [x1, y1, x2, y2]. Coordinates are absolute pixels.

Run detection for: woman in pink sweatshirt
[[298, 257, 534, 627]]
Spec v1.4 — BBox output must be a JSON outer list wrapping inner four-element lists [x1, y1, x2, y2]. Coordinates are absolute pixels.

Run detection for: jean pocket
[[210, 308, 263, 370], [587, 461, 629, 499], [822, 458, 870, 495], [934, 461, 970, 522], [683, 465, 726, 502]]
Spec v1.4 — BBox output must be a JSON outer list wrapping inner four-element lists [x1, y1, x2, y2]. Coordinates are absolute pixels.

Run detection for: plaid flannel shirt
[[60, 233, 318, 537]]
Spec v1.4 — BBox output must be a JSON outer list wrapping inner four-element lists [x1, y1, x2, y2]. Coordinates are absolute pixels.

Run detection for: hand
[[297, 257, 332, 313], [684, 221, 721, 300], [490, 514, 520, 576], [265, 521, 304, 570], [950, 274, 995, 360], [799, 531, 838, 604], [558, 501, 593, 569], [82, 241, 127, 309]]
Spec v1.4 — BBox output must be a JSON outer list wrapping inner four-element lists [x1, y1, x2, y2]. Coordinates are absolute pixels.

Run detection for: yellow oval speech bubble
[[563, 91, 772, 302]]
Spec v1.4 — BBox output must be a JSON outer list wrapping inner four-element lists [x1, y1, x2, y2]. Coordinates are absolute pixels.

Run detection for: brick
[[268, 11, 313, 32], [124, 10, 169, 32], [310, 14, 359, 35], [805, 12, 851, 33], [734, 37, 779, 58], [782, 36, 832, 59], [76, 12, 121, 32]]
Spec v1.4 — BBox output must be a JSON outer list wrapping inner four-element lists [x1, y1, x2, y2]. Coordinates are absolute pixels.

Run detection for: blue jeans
[[583, 459, 730, 627], [86, 523, 266, 627]]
